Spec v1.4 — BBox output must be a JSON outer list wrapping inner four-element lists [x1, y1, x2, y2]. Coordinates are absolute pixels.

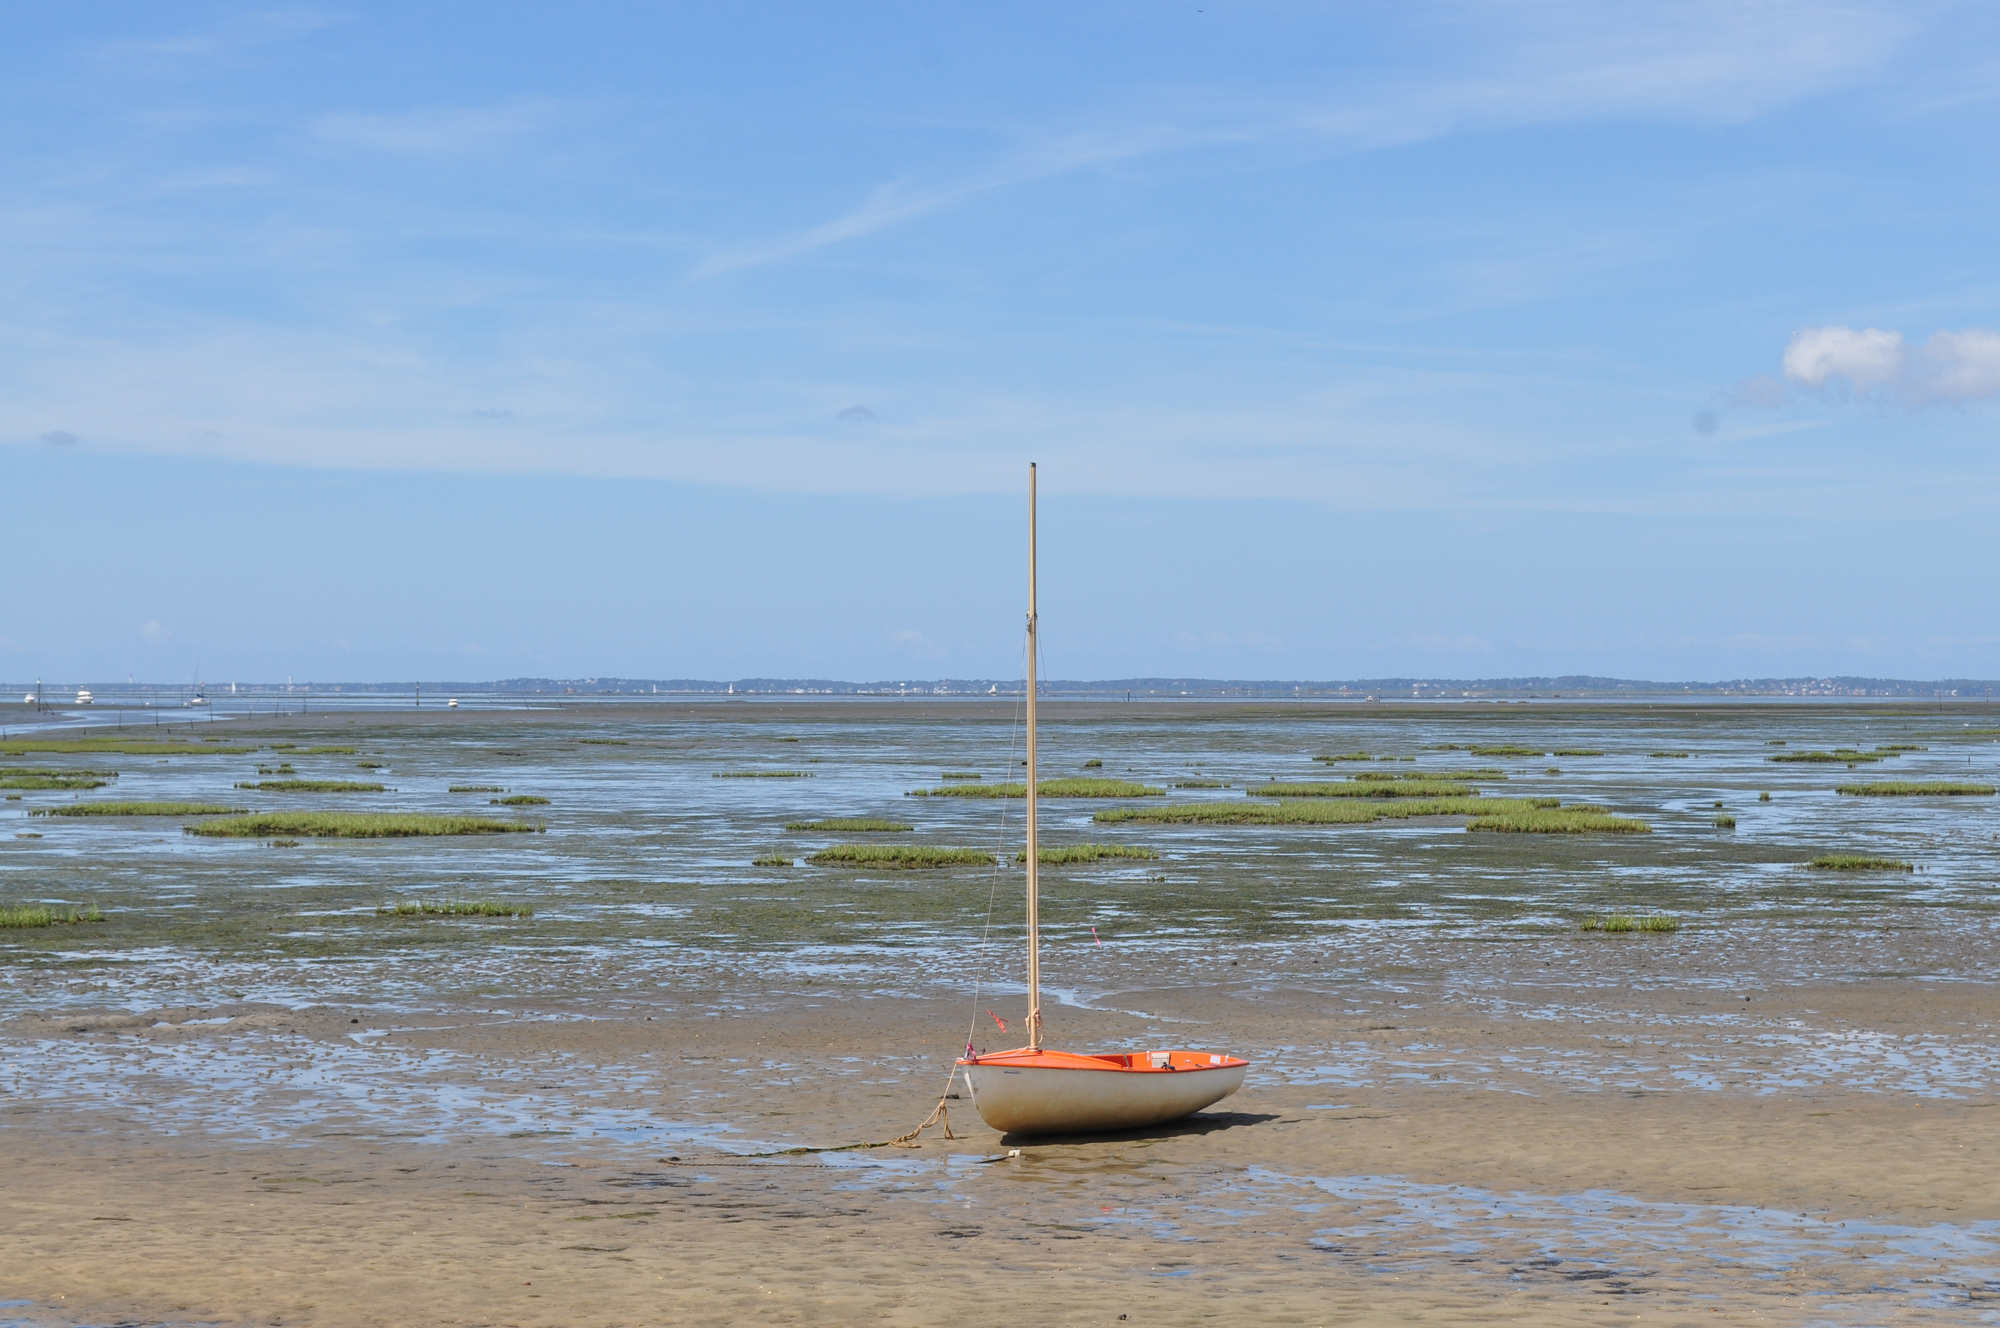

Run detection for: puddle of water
[[1252, 1168, 2000, 1316]]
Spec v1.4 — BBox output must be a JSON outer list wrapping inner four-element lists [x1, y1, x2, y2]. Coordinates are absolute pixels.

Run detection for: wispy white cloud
[[691, 2, 1903, 277], [690, 182, 970, 279], [690, 128, 1190, 278], [1784, 325, 1906, 393], [1174, 630, 1285, 653], [1406, 632, 1493, 654], [888, 628, 949, 660], [94, 10, 336, 67], [159, 166, 276, 191], [1782, 325, 2000, 405], [1722, 375, 1789, 409], [1351, 0, 1906, 135], [312, 99, 562, 155], [1922, 329, 2000, 403]]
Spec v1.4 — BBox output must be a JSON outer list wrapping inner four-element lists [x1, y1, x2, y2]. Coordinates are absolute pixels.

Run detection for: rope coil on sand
[[888, 1095, 957, 1148]]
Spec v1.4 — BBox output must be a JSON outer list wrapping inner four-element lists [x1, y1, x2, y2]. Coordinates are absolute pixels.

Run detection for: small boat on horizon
[[958, 465, 1248, 1136], [75, 689, 93, 705]]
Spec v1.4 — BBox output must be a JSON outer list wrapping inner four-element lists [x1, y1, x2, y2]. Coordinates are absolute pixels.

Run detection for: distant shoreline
[[8, 693, 2000, 736], [7, 672, 2000, 702]]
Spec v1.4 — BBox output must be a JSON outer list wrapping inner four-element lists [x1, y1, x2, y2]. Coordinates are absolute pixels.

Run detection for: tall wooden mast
[[1025, 462, 1041, 1050]]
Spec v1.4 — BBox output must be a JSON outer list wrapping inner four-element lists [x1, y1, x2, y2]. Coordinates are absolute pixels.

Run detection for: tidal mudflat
[[3, 699, 1998, 1326]]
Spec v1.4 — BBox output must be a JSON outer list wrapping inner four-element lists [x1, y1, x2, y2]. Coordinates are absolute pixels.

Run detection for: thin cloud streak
[[91, 9, 337, 67], [693, 1, 1903, 277], [311, 98, 564, 154], [689, 128, 1200, 279]]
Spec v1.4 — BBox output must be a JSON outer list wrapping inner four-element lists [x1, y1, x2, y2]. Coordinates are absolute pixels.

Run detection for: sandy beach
[[7, 930, 1998, 1325]]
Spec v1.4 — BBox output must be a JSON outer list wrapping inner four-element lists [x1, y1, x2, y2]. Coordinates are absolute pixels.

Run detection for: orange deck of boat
[[958, 1047, 1248, 1072]]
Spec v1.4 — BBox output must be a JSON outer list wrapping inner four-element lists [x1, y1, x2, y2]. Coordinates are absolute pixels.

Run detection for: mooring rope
[[883, 639, 1031, 1148]]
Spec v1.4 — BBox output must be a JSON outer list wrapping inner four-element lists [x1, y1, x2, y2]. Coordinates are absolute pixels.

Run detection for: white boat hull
[[962, 1059, 1246, 1135]]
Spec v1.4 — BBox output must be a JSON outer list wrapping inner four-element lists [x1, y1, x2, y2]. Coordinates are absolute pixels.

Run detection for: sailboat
[[958, 464, 1248, 1136]]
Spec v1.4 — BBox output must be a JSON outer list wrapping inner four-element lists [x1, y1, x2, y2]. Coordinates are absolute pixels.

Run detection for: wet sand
[[5, 701, 1999, 1324], [7, 933, 1997, 1326]]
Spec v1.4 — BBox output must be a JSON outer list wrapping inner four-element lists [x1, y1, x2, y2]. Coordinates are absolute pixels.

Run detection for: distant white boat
[[21, 693, 32, 703], [447, 698, 459, 709], [75, 689, 94, 705], [187, 694, 208, 706]]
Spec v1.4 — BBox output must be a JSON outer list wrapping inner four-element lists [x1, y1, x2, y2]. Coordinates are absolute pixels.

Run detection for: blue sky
[[5, 3, 1999, 684]]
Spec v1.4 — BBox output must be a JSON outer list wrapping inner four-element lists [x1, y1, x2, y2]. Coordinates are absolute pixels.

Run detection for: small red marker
[[1091, 926, 1102, 946]]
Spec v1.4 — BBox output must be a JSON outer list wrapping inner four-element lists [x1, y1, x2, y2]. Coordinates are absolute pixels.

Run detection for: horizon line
[[9, 673, 2000, 699]]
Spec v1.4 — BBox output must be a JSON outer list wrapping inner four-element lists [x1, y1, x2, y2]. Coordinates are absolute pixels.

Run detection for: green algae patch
[[491, 794, 551, 805], [186, 813, 540, 839], [1095, 796, 1560, 826], [1, 905, 104, 928], [1016, 843, 1160, 864], [1467, 807, 1651, 834], [907, 777, 1163, 798], [378, 899, 534, 918], [1809, 853, 1915, 872], [0, 768, 117, 790], [1352, 768, 1506, 783], [235, 780, 387, 793], [34, 801, 246, 818], [807, 845, 994, 868], [1835, 781, 1995, 797], [1248, 780, 1476, 799], [1582, 914, 1678, 933], [784, 818, 913, 833], [0, 739, 249, 756]]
